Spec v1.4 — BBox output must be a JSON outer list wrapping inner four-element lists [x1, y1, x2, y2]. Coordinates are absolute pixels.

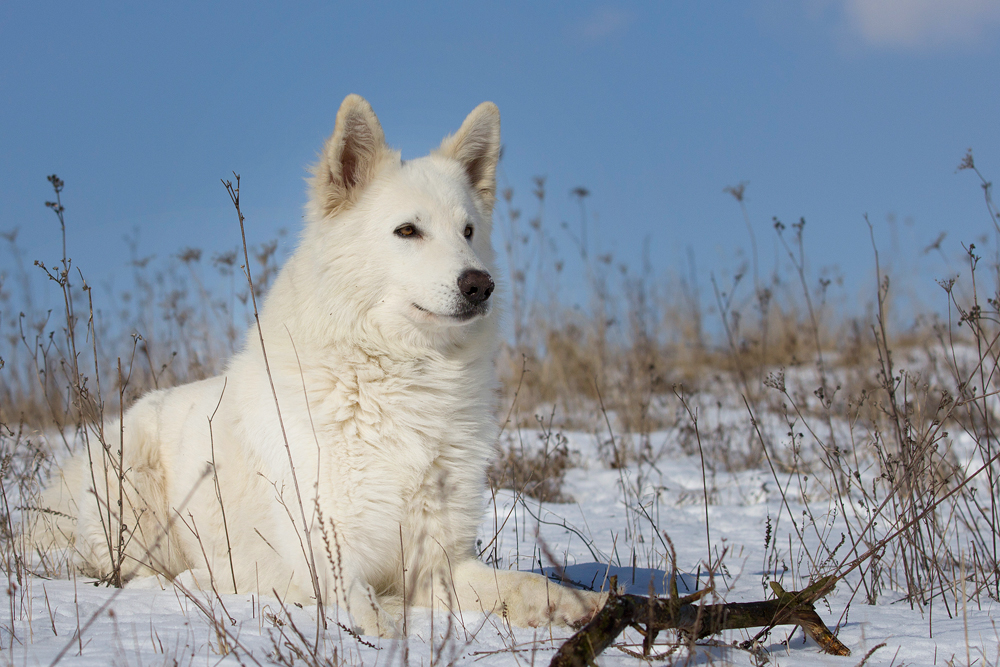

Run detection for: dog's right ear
[[311, 94, 394, 217]]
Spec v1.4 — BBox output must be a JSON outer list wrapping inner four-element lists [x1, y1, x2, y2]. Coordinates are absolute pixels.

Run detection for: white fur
[[39, 95, 604, 636]]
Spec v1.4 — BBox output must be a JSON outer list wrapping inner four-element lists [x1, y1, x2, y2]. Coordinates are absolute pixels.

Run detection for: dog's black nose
[[458, 269, 494, 305]]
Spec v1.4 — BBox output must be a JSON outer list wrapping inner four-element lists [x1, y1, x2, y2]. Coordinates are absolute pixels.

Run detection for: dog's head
[[303, 95, 501, 347]]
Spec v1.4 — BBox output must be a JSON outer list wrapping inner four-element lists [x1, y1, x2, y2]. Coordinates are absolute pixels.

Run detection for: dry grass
[[490, 150, 1000, 620], [0, 149, 998, 662]]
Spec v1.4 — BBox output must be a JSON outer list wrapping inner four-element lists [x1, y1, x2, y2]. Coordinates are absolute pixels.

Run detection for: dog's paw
[[505, 587, 607, 629], [566, 590, 608, 628], [546, 589, 607, 628], [173, 568, 214, 591], [124, 573, 169, 591], [349, 603, 402, 638], [344, 584, 403, 638]]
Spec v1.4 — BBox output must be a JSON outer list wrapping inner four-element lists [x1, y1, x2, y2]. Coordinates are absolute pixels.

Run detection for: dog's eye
[[395, 223, 419, 238], [464, 225, 474, 240]]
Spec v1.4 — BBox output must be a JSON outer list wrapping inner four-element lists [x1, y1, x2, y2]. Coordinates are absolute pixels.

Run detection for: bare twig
[[550, 576, 848, 667]]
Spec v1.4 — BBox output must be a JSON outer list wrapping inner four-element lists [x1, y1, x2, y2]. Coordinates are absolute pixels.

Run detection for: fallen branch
[[551, 575, 849, 667]]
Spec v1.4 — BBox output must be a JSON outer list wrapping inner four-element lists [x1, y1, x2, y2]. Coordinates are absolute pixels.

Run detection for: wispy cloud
[[842, 0, 1000, 50], [568, 7, 634, 45]]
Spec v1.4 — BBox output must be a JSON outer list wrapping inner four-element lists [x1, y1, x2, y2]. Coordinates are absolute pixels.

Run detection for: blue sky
[[2, 1, 999, 318]]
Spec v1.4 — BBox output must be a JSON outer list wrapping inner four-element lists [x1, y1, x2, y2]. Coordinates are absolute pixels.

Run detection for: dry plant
[[489, 151, 999, 662], [488, 407, 577, 504], [0, 175, 300, 665], [1, 148, 998, 665], [704, 151, 1000, 645]]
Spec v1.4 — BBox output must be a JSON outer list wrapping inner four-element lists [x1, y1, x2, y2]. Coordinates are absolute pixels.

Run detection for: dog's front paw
[[566, 590, 608, 628], [507, 587, 607, 629], [545, 589, 607, 628], [124, 573, 170, 591], [349, 603, 402, 638], [345, 584, 402, 638]]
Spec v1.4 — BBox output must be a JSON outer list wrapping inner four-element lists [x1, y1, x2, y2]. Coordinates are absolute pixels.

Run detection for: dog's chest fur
[[300, 346, 493, 575]]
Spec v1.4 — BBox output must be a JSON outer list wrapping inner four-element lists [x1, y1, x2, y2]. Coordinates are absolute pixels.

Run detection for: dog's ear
[[311, 94, 394, 217], [436, 102, 501, 211]]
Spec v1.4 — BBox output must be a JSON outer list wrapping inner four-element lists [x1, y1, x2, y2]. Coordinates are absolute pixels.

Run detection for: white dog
[[40, 94, 604, 636]]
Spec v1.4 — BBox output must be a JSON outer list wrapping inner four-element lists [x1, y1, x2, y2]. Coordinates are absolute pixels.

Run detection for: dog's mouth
[[412, 302, 489, 323]]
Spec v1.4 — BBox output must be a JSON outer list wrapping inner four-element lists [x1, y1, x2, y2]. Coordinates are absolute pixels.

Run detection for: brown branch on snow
[[551, 575, 849, 667]]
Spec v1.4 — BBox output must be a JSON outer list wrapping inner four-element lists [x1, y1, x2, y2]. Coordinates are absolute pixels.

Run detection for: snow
[[3, 426, 998, 666]]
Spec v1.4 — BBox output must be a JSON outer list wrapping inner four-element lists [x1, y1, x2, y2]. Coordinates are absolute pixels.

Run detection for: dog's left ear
[[436, 102, 501, 210]]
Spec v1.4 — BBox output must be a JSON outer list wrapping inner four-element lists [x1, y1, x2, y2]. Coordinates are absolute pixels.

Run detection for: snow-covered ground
[[0, 432, 1000, 667], [2, 426, 997, 667]]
